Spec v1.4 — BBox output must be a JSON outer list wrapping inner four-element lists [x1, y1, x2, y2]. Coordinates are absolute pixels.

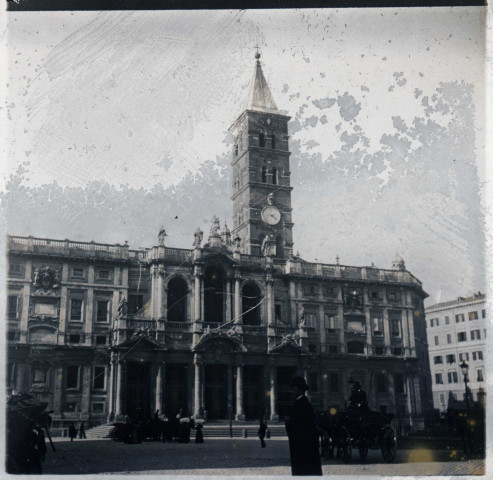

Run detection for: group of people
[[119, 409, 204, 444], [68, 422, 86, 441]]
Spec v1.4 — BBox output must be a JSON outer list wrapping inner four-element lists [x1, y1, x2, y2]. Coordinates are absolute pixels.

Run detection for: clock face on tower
[[261, 205, 281, 225]]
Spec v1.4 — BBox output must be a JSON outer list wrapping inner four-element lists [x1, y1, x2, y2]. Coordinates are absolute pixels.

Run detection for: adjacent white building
[[425, 293, 486, 410]]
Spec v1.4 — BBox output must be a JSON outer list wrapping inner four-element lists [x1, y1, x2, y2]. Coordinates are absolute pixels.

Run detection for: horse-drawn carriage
[[317, 383, 397, 463]]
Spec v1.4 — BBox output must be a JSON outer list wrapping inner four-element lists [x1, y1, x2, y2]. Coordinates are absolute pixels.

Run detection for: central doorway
[[244, 365, 265, 420], [126, 362, 151, 419], [204, 365, 228, 419]]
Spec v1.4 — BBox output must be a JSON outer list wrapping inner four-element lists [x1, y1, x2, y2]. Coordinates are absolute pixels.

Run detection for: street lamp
[[459, 360, 470, 411]]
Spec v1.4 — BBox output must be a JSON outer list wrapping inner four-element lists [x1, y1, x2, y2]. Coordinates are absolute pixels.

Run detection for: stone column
[[234, 275, 241, 324], [383, 308, 391, 354], [194, 355, 202, 418], [107, 358, 115, 421], [157, 267, 165, 319], [115, 360, 125, 420], [407, 309, 416, 355], [365, 305, 372, 355], [289, 280, 297, 327], [20, 259, 32, 343], [266, 274, 276, 347], [81, 365, 91, 419], [53, 365, 64, 417], [226, 277, 232, 323], [235, 362, 245, 421], [401, 310, 410, 355], [193, 266, 203, 343], [155, 362, 164, 414], [269, 362, 278, 421]]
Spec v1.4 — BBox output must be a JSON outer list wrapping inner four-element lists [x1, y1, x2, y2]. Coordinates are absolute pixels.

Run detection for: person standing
[[68, 423, 77, 442], [284, 377, 322, 476], [195, 423, 204, 443], [258, 420, 267, 448], [79, 422, 86, 439]]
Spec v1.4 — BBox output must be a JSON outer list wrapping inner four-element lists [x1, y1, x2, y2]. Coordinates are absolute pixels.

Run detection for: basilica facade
[[6, 54, 433, 433]]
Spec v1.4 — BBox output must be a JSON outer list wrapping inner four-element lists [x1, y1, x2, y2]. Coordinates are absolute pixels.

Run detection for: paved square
[[43, 438, 485, 476]]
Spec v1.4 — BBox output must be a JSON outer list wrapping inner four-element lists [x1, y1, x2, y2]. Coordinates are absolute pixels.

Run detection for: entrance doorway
[[165, 364, 189, 418], [126, 362, 151, 419], [244, 366, 265, 420], [205, 365, 228, 419], [277, 366, 298, 419]]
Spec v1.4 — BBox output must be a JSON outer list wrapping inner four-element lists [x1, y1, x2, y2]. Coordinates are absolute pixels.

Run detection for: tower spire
[[245, 51, 279, 114]]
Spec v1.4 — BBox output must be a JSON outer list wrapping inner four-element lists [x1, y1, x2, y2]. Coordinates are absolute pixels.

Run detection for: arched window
[[271, 134, 276, 149], [261, 167, 267, 183], [242, 282, 262, 326], [259, 132, 265, 148], [167, 277, 188, 322], [204, 266, 225, 325], [272, 168, 278, 185]]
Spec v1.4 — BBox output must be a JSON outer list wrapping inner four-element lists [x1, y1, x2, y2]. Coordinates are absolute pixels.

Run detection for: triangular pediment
[[117, 334, 167, 351], [199, 250, 238, 266], [269, 337, 307, 354]]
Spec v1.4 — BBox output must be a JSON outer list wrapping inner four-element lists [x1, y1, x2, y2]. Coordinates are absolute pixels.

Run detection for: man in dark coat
[[258, 420, 267, 448], [285, 376, 322, 476]]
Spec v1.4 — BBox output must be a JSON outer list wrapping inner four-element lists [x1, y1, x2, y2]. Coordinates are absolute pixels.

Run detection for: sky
[[1, 8, 487, 304]]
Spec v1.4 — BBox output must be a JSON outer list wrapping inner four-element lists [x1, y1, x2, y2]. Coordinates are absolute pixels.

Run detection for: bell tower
[[230, 52, 294, 259]]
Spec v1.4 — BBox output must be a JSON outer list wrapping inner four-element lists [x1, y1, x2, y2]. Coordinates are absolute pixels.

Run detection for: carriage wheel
[[359, 437, 369, 461], [339, 427, 352, 463], [381, 427, 396, 463]]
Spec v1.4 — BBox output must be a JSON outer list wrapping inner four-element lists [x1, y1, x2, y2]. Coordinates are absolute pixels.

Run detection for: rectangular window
[[329, 372, 339, 392], [9, 263, 22, 275], [477, 369, 484, 382], [72, 268, 84, 278], [447, 334, 452, 344], [96, 335, 107, 345], [391, 318, 401, 337], [471, 329, 481, 340], [435, 373, 443, 384], [325, 286, 336, 297], [392, 347, 402, 356], [459, 352, 469, 362], [394, 374, 405, 394], [93, 366, 105, 390], [446, 354, 456, 364], [7, 295, 20, 319], [325, 314, 339, 331], [98, 270, 109, 280], [447, 371, 458, 383], [481, 309, 486, 319], [374, 346, 384, 355], [434, 355, 443, 365], [478, 351, 483, 360], [434, 335, 439, 346], [468, 311, 479, 321], [370, 290, 381, 301], [455, 314, 465, 323], [445, 316, 450, 325], [96, 300, 109, 322], [457, 332, 467, 342], [372, 316, 383, 335], [68, 334, 81, 344], [66, 366, 79, 389], [70, 299, 82, 321]]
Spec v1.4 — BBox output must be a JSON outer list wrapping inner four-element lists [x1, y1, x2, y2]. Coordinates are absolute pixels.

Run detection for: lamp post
[[459, 360, 470, 412]]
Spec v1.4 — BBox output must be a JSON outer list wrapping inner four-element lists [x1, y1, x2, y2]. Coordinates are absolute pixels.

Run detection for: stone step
[[85, 422, 287, 439]]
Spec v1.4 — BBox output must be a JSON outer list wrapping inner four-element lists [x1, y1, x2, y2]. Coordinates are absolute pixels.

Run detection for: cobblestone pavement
[[43, 438, 485, 476]]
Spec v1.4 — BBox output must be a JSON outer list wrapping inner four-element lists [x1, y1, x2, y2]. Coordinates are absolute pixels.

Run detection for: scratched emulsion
[[2, 9, 486, 303]]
